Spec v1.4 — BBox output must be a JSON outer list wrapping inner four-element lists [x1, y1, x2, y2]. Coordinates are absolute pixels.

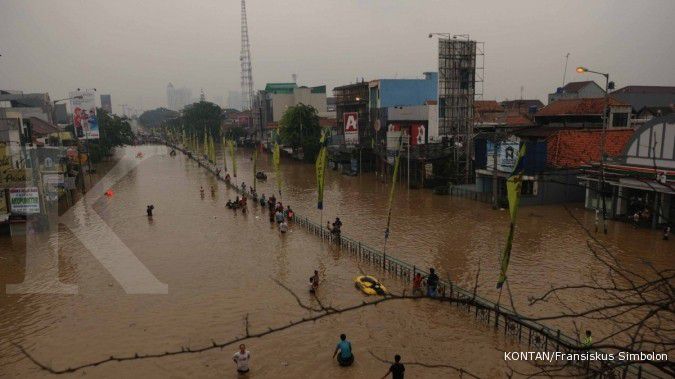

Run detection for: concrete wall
[[270, 93, 294, 122], [270, 89, 327, 122]]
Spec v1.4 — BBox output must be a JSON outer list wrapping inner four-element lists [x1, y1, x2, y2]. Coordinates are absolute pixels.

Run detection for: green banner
[[273, 142, 281, 194], [497, 143, 526, 289], [228, 140, 237, 177], [315, 130, 328, 209]]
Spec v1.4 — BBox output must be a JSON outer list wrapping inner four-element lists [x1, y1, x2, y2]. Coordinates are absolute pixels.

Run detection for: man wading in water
[[332, 334, 354, 367], [233, 344, 251, 374], [310, 270, 320, 293]]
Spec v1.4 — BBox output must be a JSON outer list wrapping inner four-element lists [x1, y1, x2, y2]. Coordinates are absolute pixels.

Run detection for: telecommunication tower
[[240, 0, 254, 111]]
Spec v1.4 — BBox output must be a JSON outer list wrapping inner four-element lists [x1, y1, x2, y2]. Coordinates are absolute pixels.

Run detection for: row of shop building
[[238, 75, 674, 229]]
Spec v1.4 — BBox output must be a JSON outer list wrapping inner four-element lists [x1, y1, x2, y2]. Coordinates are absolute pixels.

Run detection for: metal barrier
[[170, 142, 661, 379]]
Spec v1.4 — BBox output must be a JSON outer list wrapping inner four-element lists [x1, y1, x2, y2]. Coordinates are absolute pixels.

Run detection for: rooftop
[[536, 97, 629, 117], [560, 81, 599, 94], [611, 85, 675, 95]]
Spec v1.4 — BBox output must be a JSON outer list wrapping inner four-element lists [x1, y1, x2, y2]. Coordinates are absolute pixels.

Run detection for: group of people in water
[[233, 335, 405, 377]]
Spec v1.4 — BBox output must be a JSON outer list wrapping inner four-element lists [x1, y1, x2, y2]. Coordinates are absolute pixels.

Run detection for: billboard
[[344, 112, 359, 145], [70, 90, 99, 140], [410, 124, 426, 145], [9, 187, 40, 214], [100, 94, 112, 113], [486, 140, 521, 172]]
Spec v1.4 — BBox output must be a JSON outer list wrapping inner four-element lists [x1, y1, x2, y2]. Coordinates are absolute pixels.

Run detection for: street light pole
[[577, 66, 610, 234]]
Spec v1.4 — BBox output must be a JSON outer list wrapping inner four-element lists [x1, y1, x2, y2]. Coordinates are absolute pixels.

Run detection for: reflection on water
[[1, 145, 671, 378]]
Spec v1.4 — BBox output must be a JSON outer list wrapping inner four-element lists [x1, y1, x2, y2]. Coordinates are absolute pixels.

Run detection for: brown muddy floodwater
[[1, 145, 672, 378]]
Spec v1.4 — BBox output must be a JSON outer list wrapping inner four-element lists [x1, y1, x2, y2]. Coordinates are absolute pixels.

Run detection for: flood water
[[1, 145, 671, 378]]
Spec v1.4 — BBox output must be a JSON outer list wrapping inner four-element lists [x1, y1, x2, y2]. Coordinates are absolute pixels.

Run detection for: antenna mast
[[240, 0, 253, 111], [561, 52, 570, 87]]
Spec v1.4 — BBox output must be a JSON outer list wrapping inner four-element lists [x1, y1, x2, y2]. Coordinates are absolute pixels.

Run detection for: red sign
[[410, 124, 426, 145], [344, 112, 359, 145]]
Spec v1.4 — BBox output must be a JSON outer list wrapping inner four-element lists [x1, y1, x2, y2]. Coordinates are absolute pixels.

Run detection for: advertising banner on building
[[386, 124, 402, 164], [410, 124, 426, 145], [344, 112, 359, 145], [70, 90, 99, 140], [487, 139, 521, 172], [9, 187, 40, 214]]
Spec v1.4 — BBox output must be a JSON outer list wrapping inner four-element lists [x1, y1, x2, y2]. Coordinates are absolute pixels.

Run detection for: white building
[[548, 81, 605, 104], [166, 83, 193, 111]]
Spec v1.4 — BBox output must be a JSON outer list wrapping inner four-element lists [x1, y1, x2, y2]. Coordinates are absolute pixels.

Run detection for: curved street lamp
[[577, 65, 611, 234]]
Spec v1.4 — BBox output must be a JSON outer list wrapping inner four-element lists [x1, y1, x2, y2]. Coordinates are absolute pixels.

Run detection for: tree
[[138, 108, 179, 129], [278, 103, 322, 162], [88, 108, 135, 163], [182, 101, 223, 140]]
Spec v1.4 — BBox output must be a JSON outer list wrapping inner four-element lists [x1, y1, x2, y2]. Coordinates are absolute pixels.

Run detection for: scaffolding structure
[[438, 35, 484, 183]]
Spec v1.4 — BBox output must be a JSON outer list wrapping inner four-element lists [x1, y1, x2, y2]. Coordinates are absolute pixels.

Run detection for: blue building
[[368, 72, 438, 145], [369, 72, 438, 109]]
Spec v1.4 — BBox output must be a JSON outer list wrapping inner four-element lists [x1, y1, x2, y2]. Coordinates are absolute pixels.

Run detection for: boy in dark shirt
[[382, 354, 405, 379]]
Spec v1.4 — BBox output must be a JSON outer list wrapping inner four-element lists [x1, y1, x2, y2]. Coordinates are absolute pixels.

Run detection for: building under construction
[[438, 36, 483, 184]]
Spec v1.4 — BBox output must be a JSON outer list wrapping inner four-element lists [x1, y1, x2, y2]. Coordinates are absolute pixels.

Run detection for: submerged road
[[1, 144, 670, 378]]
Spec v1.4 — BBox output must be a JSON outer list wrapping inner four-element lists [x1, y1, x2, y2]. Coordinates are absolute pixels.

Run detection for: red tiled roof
[[546, 129, 633, 168], [474, 100, 503, 113], [501, 99, 544, 110], [503, 113, 534, 127], [536, 97, 630, 117]]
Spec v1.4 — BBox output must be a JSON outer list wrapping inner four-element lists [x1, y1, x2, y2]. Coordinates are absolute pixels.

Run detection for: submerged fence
[[169, 142, 661, 379]]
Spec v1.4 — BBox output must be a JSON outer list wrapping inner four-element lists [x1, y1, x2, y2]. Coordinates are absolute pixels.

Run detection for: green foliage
[[138, 108, 179, 128], [223, 126, 246, 141], [88, 108, 135, 163], [182, 101, 223, 140], [278, 103, 322, 162]]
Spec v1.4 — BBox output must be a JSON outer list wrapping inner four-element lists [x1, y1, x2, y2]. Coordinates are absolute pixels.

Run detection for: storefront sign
[[9, 187, 40, 214], [1, 154, 28, 187], [487, 140, 521, 172], [344, 112, 359, 145], [43, 173, 65, 186]]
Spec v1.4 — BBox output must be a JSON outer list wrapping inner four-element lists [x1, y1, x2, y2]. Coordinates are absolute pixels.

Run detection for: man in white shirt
[[233, 344, 251, 374]]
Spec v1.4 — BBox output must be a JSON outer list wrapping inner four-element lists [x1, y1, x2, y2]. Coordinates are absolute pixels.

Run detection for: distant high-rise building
[[174, 87, 192, 110], [100, 94, 112, 113], [166, 83, 192, 111], [167, 83, 175, 110]]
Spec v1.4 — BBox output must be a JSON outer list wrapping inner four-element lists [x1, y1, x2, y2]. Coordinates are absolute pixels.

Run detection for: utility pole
[[577, 66, 610, 234], [491, 131, 500, 209]]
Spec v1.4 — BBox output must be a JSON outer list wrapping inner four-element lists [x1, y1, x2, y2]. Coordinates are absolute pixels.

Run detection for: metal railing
[[169, 142, 662, 379]]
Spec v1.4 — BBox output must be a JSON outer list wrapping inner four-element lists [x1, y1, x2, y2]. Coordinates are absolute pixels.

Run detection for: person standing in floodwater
[[381, 354, 405, 379], [200, 186, 205, 198], [333, 334, 354, 367], [232, 344, 251, 374], [425, 268, 439, 297]]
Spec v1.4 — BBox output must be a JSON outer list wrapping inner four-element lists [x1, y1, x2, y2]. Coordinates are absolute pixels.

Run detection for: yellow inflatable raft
[[354, 275, 387, 296]]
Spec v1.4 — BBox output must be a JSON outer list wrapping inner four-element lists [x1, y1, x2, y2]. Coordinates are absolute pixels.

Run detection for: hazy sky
[[1, 0, 674, 114]]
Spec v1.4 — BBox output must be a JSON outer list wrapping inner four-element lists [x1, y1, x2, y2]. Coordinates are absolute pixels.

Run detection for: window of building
[[521, 180, 536, 196], [612, 112, 628, 127]]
